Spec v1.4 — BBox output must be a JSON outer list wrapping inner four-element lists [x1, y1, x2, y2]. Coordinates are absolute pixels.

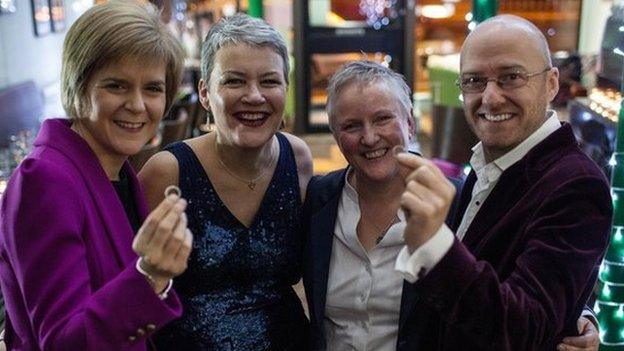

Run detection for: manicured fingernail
[[392, 145, 406, 156]]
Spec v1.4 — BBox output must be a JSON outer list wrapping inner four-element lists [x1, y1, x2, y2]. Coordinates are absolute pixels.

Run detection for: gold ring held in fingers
[[164, 185, 181, 198]]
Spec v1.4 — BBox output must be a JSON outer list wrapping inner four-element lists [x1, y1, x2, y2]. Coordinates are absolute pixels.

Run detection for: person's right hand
[[396, 152, 456, 253], [132, 195, 193, 293]]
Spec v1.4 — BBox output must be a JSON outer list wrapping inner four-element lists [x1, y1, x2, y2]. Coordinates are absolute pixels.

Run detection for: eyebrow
[[461, 65, 528, 76], [100, 77, 165, 86], [222, 70, 282, 77]]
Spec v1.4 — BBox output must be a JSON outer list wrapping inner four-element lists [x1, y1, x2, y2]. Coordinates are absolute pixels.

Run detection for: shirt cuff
[[581, 308, 598, 329], [395, 224, 454, 283]]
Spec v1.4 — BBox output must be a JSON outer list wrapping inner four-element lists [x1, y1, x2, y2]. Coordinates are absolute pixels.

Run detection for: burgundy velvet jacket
[[0, 119, 182, 350], [399, 123, 612, 350]]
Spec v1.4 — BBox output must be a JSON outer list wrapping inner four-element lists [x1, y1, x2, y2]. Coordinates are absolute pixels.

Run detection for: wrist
[[135, 258, 173, 300]]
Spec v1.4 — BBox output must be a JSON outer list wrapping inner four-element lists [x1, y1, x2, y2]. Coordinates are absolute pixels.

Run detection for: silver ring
[[164, 185, 181, 198]]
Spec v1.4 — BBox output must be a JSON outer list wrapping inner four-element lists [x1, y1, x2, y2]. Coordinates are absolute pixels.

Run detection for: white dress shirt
[[324, 170, 405, 351], [396, 111, 562, 283]]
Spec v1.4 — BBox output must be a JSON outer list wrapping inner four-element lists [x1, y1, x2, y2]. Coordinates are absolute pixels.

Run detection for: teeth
[[115, 121, 143, 129], [239, 113, 265, 121], [483, 113, 512, 122], [364, 148, 388, 159]]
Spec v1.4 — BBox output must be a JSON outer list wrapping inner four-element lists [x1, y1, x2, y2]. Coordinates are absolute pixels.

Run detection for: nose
[[360, 125, 380, 146], [125, 89, 147, 113], [242, 83, 266, 105], [480, 80, 506, 108]]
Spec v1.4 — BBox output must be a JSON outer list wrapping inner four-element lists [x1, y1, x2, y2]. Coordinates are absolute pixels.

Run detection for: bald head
[[461, 15, 552, 69]]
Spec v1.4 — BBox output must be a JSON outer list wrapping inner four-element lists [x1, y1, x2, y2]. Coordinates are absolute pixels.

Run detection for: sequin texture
[[153, 133, 309, 350]]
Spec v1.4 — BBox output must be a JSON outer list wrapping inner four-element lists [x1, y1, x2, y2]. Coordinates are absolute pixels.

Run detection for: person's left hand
[[556, 316, 599, 351], [396, 152, 455, 253]]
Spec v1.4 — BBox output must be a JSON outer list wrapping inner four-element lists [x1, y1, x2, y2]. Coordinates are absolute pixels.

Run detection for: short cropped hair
[[326, 60, 412, 131], [61, 0, 185, 120], [200, 13, 289, 85]]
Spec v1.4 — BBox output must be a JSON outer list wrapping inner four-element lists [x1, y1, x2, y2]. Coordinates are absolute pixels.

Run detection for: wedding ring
[[164, 185, 181, 198]]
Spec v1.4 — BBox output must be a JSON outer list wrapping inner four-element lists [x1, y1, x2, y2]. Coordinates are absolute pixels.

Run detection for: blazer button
[[128, 335, 137, 342], [136, 328, 146, 337], [146, 324, 156, 332]]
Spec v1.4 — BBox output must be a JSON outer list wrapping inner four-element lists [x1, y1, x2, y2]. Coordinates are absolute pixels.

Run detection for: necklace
[[372, 214, 399, 245], [214, 139, 274, 191]]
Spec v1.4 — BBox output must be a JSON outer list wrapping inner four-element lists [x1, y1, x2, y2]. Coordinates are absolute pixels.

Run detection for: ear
[[546, 67, 560, 103], [198, 79, 211, 111]]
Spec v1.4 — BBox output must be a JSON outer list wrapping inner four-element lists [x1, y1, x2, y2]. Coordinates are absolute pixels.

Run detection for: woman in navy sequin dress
[[139, 14, 313, 350]]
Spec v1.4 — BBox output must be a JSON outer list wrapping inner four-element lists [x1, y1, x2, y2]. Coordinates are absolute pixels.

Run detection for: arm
[[138, 150, 179, 211], [400, 164, 610, 349], [2, 159, 183, 350], [283, 133, 314, 203]]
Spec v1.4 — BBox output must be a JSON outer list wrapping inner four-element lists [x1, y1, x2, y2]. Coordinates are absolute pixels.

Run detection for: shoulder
[[139, 150, 179, 183], [138, 150, 180, 210], [306, 169, 347, 202], [281, 132, 313, 178], [543, 148, 608, 189], [15, 155, 79, 192], [2, 157, 85, 230]]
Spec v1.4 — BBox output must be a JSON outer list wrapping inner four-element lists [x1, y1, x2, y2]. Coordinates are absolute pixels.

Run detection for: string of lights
[[595, 43, 624, 349], [358, 0, 398, 30]]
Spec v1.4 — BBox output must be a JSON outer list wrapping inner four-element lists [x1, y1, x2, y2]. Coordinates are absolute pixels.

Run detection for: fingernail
[[392, 145, 406, 156]]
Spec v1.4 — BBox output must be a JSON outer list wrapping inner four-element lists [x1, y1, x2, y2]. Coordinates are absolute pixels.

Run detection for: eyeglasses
[[456, 67, 552, 93]]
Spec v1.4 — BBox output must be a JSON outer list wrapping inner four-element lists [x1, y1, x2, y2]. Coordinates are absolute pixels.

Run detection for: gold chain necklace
[[214, 139, 275, 191]]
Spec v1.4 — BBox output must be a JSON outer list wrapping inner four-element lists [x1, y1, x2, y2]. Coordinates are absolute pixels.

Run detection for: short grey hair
[[326, 60, 412, 131], [61, 0, 184, 120], [200, 13, 289, 85]]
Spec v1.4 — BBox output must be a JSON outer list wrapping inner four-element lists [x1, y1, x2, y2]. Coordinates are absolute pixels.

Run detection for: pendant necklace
[[215, 139, 274, 191], [373, 214, 399, 245]]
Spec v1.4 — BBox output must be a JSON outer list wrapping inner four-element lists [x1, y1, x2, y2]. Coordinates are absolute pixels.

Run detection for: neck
[[214, 134, 275, 177], [71, 121, 124, 181], [350, 170, 405, 206]]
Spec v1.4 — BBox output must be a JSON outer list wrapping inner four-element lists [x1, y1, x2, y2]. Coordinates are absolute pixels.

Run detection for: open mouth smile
[[479, 113, 514, 122], [363, 148, 389, 160], [235, 112, 270, 127], [113, 120, 145, 131]]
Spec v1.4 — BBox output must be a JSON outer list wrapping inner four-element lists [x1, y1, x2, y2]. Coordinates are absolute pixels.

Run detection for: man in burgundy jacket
[[395, 15, 612, 350]]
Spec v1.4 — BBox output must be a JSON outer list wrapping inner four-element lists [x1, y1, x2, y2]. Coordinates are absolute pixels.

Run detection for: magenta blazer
[[0, 119, 182, 350]]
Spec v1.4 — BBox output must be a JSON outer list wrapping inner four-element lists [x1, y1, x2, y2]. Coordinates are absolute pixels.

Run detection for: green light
[[604, 284, 612, 298], [616, 305, 623, 318], [616, 229, 623, 242]]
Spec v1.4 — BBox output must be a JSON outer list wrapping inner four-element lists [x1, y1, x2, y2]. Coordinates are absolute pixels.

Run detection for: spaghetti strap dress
[[153, 133, 309, 350]]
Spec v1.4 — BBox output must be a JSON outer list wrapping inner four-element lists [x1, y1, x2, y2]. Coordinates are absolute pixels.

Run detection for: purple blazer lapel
[[461, 123, 578, 252], [461, 164, 529, 252], [35, 119, 138, 267]]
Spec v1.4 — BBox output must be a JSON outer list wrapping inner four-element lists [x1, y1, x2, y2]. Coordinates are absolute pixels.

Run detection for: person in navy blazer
[[0, 2, 192, 350], [303, 56, 603, 349], [397, 15, 611, 350]]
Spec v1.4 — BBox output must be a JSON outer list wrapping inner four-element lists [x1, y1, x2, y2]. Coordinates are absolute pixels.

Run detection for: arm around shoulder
[[138, 150, 180, 212]]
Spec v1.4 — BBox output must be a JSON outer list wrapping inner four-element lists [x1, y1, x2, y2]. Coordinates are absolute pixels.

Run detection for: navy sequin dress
[[153, 133, 309, 350]]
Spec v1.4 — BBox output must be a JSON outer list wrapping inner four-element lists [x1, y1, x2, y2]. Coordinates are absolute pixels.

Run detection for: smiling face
[[199, 44, 286, 148], [74, 56, 166, 176], [460, 22, 559, 162], [331, 79, 414, 184]]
